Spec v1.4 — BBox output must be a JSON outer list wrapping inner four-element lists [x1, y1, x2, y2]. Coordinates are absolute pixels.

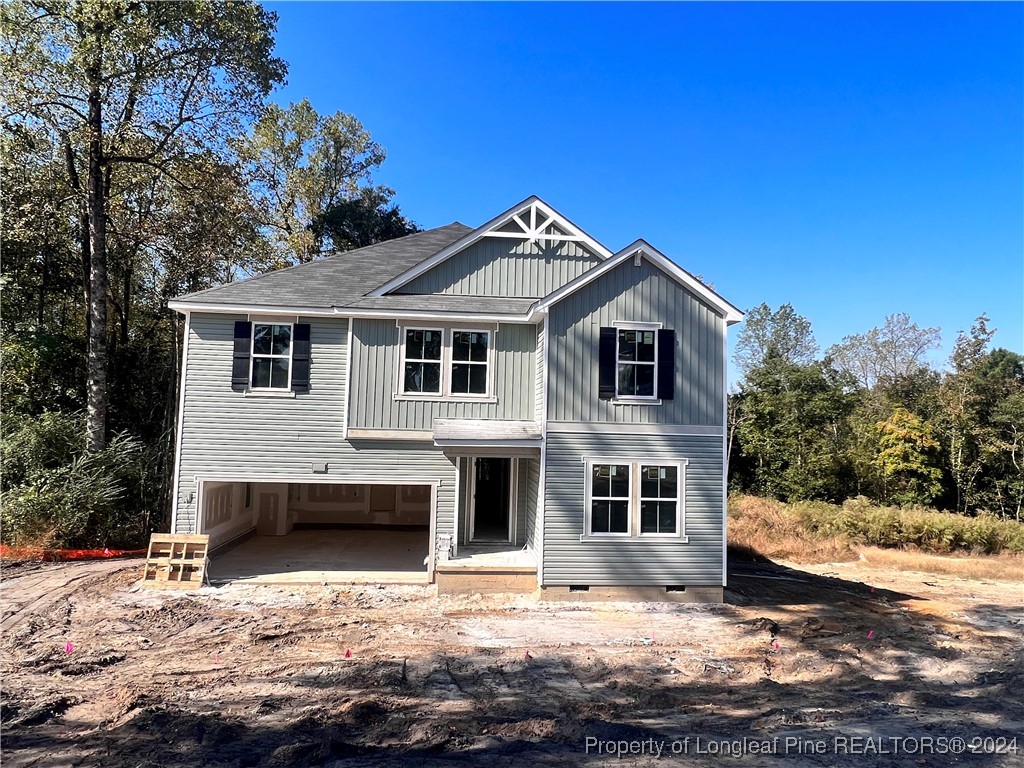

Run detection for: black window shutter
[[657, 329, 676, 400], [598, 327, 617, 400], [291, 323, 311, 393], [231, 321, 252, 391]]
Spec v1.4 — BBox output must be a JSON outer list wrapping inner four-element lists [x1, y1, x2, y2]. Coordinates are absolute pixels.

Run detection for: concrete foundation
[[539, 585, 724, 603]]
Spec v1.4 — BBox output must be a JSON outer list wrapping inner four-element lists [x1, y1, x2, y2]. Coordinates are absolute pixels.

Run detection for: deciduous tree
[[2, 0, 286, 449], [733, 303, 818, 380]]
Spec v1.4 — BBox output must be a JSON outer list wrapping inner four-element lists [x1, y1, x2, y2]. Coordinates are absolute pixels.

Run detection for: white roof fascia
[[167, 300, 534, 324], [367, 196, 614, 298], [530, 239, 745, 325]]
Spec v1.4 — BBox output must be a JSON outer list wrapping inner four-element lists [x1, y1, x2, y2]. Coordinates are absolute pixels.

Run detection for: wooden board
[[141, 534, 209, 590]]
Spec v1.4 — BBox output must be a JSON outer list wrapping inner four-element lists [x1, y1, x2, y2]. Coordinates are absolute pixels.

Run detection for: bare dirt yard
[[2, 556, 1022, 767]]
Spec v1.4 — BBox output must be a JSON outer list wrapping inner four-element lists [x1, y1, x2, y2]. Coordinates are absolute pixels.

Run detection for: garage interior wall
[[200, 482, 430, 550]]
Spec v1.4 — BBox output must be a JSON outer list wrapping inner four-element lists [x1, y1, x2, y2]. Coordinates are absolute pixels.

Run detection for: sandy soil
[[2, 556, 1022, 767]]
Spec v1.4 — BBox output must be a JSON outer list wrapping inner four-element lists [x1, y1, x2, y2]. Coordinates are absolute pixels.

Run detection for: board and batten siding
[[348, 319, 537, 431], [398, 237, 603, 298], [173, 313, 456, 538], [542, 431, 724, 586], [546, 258, 725, 426]]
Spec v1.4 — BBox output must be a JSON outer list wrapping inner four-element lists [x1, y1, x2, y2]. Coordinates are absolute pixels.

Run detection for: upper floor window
[[251, 323, 292, 389], [399, 327, 493, 399], [451, 331, 489, 395], [598, 325, 675, 403], [617, 327, 657, 398], [403, 329, 443, 394]]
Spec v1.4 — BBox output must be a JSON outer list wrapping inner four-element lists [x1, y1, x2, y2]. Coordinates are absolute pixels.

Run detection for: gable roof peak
[[368, 196, 613, 297], [533, 238, 745, 324]]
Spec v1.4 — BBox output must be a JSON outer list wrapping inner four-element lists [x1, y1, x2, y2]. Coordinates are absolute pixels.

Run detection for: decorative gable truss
[[489, 200, 595, 247], [368, 196, 613, 298]]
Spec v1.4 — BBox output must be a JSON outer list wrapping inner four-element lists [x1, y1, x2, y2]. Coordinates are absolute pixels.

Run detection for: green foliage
[[1, 413, 156, 548], [731, 308, 1023, 521], [874, 407, 943, 506], [239, 98, 389, 263], [311, 185, 420, 252], [790, 496, 1024, 554], [735, 356, 855, 501]]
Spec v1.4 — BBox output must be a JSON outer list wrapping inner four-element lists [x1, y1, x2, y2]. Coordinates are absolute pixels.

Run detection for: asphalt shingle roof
[[344, 295, 538, 315], [173, 223, 473, 308]]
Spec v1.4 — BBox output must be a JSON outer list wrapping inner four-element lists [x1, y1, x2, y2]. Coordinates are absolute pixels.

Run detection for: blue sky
[[265, 2, 1023, 377]]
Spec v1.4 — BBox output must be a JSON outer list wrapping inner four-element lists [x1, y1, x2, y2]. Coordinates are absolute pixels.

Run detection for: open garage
[[196, 480, 434, 584]]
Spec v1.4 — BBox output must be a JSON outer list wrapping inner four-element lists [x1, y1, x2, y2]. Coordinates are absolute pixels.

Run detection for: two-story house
[[167, 196, 743, 600]]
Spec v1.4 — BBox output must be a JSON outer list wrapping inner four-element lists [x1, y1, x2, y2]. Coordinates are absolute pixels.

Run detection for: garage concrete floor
[[210, 529, 430, 585]]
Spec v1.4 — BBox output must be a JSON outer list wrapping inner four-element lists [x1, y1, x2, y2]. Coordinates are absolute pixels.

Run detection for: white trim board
[[368, 196, 614, 297], [169, 310, 192, 535], [193, 475, 442, 487], [169, 301, 534, 324], [546, 422, 723, 436], [346, 428, 434, 441]]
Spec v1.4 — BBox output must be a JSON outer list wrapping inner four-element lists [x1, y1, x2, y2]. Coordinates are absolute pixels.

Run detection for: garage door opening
[[198, 481, 433, 585]]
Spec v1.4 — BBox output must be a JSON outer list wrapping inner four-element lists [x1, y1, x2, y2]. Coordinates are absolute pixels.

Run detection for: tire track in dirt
[[1, 560, 138, 633]]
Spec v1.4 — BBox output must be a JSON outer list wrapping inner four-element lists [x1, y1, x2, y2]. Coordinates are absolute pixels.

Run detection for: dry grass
[[728, 494, 1024, 576], [728, 495, 855, 564], [855, 546, 1024, 582]]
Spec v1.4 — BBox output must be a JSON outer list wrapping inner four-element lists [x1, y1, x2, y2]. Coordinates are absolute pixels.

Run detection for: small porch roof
[[432, 419, 542, 450]]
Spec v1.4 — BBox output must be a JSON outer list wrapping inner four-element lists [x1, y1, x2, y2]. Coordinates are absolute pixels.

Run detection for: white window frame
[[637, 461, 686, 538], [614, 322, 660, 402], [449, 328, 492, 399], [584, 459, 633, 537], [249, 321, 294, 391], [582, 458, 688, 541], [395, 325, 497, 402], [398, 326, 445, 397]]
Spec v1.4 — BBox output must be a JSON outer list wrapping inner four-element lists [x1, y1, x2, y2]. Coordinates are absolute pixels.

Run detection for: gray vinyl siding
[[399, 237, 602, 298], [173, 313, 456, 540], [542, 431, 724, 586], [547, 259, 725, 426], [456, 456, 470, 546], [525, 457, 541, 552], [515, 458, 530, 545], [349, 319, 537, 430]]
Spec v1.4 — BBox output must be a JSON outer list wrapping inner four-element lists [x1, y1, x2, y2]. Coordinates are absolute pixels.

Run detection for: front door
[[471, 458, 511, 542]]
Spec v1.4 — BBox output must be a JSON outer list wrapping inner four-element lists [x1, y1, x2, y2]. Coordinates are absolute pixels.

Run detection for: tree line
[[729, 305, 1023, 519], [1, 1, 418, 547], [2, 1, 1018, 548]]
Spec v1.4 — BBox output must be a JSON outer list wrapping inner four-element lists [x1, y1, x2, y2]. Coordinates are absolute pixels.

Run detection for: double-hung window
[[639, 464, 679, 535], [617, 327, 657, 399], [589, 463, 631, 535], [451, 331, 489, 395], [403, 329, 443, 394], [598, 324, 674, 402], [585, 460, 686, 539], [399, 327, 492, 397], [250, 323, 292, 389]]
